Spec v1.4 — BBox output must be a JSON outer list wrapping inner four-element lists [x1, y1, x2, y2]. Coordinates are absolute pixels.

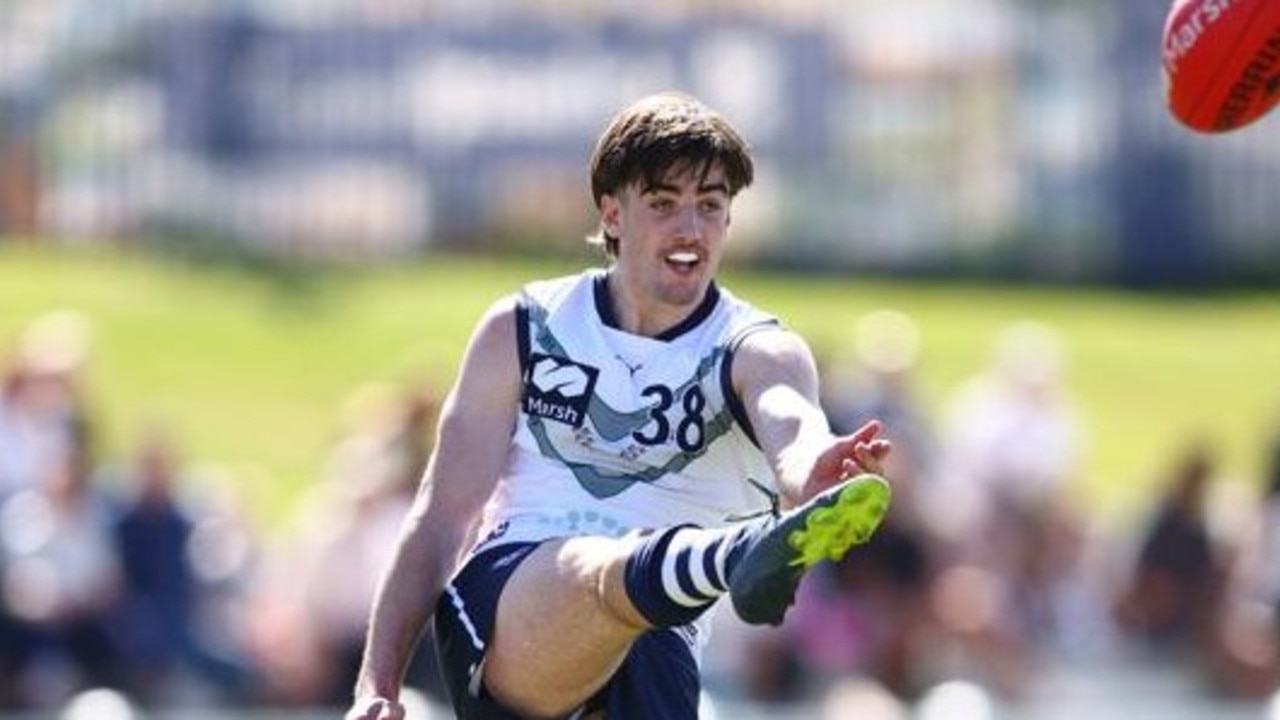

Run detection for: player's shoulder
[[519, 269, 598, 309], [475, 292, 520, 326], [732, 322, 813, 367], [728, 323, 819, 406]]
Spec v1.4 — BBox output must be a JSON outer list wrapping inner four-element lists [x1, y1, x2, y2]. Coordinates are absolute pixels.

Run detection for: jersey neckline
[[592, 271, 721, 343]]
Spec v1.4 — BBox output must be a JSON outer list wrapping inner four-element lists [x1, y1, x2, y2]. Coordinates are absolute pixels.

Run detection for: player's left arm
[[731, 326, 891, 506]]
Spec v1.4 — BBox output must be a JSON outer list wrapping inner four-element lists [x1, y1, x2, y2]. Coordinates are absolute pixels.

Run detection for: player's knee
[[558, 535, 649, 630]]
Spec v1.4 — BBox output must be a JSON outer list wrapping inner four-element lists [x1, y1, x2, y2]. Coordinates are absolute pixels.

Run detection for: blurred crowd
[[704, 310, 1280, 714], [2, 307, 1279, 715], [0, 309, 446, 712]]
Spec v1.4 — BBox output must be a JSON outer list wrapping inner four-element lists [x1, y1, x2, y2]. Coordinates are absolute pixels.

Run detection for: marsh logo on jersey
[[523, 353, 598, 428]]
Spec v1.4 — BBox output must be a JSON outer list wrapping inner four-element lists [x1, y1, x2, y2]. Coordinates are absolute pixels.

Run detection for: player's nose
[[674, 204, 703, 240]]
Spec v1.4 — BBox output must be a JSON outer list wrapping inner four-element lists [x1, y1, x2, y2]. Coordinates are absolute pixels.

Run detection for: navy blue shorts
[[433, 541, 701, 719]]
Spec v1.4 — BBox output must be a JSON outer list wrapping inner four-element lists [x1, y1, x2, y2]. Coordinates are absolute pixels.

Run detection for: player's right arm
[[347, 297, 523, 720]]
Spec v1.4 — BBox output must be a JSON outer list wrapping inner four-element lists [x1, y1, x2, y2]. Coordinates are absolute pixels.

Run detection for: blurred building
[[2, 0, 1279, 284]]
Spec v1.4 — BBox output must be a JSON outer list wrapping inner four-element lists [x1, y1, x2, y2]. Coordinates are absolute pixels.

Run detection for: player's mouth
[[664, 250, 703, 274]]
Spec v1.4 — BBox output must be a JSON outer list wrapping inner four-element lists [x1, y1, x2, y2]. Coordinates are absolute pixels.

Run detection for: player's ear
[[600, 193, 623, 238]]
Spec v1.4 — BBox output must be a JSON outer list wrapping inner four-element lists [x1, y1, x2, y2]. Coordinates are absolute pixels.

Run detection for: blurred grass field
[[2, 243, 1278, 533]]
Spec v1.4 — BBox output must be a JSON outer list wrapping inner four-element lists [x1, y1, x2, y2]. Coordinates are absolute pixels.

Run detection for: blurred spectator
[[1113, 441, 1226, 653], [274, 381, 443, 707], [111, 427, 258, 707], [182, 466, 264, 703], [936, 320, 1085, 535], [1253, 426, 1280, 642], [113, 428, 193, 703], [384, 378, 441, 497], [0, 310, 268, 712], [930, 320, 1093, 696], [1, 310, 107, 710], [1199, 427, 1280, 698], [0, 448, 124, 709], [0, 310, 96, 501], [240, 546, 332, 707]]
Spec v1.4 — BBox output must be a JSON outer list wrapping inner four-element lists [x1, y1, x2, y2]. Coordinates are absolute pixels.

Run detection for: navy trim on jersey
[[592, 271, 722, 342], [655, 282, 720, 342], [515, 294, 532, 379], [592, 271, 617, 329], [719, 319, 783, 449]]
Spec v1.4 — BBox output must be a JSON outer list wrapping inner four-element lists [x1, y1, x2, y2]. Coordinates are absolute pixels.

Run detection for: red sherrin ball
[[1163, 0, 1280, 133]]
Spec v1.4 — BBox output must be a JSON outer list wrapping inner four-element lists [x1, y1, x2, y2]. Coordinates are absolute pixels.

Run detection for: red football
[[1162, 0, 1280, 133]]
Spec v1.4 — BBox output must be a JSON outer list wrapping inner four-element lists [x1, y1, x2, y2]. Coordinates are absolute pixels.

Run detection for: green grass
[[2, 243, 1278, 530]]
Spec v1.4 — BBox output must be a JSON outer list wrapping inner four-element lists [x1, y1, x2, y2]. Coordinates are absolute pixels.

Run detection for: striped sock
[[623, 524, 750, 627]]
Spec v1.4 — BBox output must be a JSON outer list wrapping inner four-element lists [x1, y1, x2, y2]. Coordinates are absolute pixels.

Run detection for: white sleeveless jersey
[[473, 270, 781, 552]]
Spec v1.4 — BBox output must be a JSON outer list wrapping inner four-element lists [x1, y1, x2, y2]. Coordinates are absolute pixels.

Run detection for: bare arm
[[349, 297, 523, 716], [732, 327, 890, 506]]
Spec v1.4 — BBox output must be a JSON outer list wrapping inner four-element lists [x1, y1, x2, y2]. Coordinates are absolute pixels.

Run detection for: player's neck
[[599, 270, 711, 339]]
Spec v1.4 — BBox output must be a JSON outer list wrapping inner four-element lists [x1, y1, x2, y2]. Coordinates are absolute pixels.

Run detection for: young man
[[345, 92, 892, 720]]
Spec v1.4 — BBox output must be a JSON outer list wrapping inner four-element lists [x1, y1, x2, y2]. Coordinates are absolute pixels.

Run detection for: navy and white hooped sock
[[623, 523, 753, 627]]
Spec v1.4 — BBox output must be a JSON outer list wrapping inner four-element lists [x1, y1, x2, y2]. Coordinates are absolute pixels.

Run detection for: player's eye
[[650, 198, 676, 213]]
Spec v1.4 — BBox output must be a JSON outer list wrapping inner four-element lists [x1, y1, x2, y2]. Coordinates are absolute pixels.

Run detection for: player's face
[[601, 163, 732, 310]]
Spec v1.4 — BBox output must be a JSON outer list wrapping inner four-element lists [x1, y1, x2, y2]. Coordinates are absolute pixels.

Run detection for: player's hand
[[847, 419, 892, 475], [805, 419, 892, 497], [345, 696, 405, 720]]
